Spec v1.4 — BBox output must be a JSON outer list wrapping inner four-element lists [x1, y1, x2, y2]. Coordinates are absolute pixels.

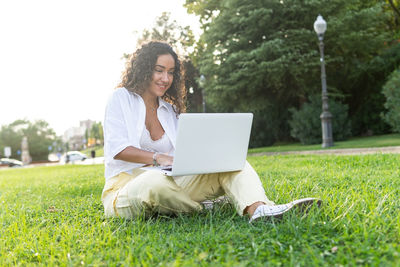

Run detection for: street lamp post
[[199, 75, 206, 113], [314, 15, 333, 148]]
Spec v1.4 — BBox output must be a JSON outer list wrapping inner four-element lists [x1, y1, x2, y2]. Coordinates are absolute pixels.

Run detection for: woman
[[102, 41, 320, 222]]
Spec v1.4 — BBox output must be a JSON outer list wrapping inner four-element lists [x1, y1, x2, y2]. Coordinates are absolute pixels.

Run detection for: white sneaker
[[249, 197, 322, 223]]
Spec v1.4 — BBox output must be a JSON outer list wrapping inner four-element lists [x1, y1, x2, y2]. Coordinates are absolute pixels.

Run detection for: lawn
[[248, 133, 400, 154], [0, 154, 399, 266], [78, 134, 400, 158]]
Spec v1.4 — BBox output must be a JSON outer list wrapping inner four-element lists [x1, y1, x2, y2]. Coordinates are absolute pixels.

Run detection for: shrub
[[382, 69, 400, 133], [249, 104, 292, 148], [289, 95, 351, 145], [250, 110, 276, 148]]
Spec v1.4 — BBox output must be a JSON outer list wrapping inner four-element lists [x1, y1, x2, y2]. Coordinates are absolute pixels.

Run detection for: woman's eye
[[155, 69, 162, 73], [168, 72, 174, 75]]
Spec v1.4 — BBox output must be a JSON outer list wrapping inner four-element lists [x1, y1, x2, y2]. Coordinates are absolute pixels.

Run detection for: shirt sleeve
[[103, 91, 134, 161]]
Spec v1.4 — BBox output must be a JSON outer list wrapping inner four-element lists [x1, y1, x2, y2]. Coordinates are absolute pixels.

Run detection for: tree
[[386, 0, 400, 30], [0, 119, 59, 161], [89, 121, 104, 145], [185, 0, 398, 145], [0, 122, 23, 158], [137, 12, 195, 57]]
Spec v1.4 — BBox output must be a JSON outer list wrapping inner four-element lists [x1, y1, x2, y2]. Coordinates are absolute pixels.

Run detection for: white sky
[[0, 0, 200, 135]]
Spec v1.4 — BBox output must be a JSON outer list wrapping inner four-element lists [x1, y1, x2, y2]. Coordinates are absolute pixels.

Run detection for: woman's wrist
[[152, 152, 160, 166]]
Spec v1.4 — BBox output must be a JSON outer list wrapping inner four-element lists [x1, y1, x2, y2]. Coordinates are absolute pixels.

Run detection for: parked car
[[63, 151, 87, 163], [0, 158, 23, 167]]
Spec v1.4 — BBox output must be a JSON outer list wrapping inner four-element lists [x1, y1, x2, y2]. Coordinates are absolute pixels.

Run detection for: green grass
[[1, 154, 400, 265], [77, 134, 400, 157], [249, 133, 400, 154]]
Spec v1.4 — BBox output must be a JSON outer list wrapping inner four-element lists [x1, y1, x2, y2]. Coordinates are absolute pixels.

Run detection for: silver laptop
[[142, 113, 253, 176]]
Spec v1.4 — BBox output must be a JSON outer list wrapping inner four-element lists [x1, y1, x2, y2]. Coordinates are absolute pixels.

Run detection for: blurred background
[[1, 0, 400, 165]]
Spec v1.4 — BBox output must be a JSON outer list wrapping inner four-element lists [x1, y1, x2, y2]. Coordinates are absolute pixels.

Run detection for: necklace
[[147, 103, 158, 112], [143, 96, 159, 112]]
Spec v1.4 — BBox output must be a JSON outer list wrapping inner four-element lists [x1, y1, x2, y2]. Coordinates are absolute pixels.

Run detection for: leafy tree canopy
[[137, 12, 196, 57], [185, 0, 398, 143]]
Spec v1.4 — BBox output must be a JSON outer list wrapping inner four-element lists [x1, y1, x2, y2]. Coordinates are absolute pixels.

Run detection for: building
[[63, 120, 95, 150]]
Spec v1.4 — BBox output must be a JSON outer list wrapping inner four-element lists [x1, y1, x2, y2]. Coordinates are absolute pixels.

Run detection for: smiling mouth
[[157, 84, 168, 89]]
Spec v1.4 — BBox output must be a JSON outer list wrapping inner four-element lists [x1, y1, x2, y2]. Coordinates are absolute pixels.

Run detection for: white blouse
[[103, 87, 178, 180], [140, 128, 174, 154]]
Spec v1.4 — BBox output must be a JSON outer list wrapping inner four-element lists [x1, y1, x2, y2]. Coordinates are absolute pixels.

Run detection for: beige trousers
[[102, 161, 274, 219]]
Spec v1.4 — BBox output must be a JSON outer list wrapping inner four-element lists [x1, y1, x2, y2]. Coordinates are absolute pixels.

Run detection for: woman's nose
[[161, 72, 169, 82]]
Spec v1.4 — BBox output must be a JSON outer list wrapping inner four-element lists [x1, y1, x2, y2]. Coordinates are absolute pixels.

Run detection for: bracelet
[[152, 152, 160, 166]]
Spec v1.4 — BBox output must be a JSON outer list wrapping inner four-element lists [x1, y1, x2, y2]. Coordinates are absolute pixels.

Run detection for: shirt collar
[[133, 92, 169, 110], [158, 97, 169, 110]]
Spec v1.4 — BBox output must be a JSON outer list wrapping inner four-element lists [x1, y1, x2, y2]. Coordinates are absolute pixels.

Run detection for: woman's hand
[[114, 146, 174, 166], [155, 153, 173, 166]]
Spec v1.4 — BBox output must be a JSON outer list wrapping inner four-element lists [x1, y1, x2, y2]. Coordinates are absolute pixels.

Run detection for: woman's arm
[[114, 146, 173, 166]]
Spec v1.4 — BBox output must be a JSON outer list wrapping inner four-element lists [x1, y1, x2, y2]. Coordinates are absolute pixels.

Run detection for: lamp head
[[314, 15, 327, 36]]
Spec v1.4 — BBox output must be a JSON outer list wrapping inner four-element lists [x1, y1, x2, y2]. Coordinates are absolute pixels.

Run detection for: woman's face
[[146, 53, 175, 98]]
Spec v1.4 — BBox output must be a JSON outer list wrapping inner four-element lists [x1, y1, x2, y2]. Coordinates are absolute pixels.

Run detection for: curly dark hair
[[118, 41, 186, 114]]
